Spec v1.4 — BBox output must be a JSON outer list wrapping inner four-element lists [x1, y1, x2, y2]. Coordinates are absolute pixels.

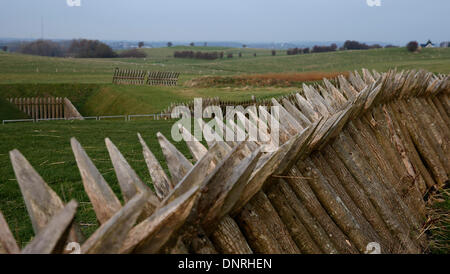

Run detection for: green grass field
[[0, 46, 449, 251]]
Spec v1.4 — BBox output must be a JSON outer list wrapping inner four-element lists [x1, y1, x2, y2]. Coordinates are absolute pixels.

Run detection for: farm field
[[1, 47, 450, 117]]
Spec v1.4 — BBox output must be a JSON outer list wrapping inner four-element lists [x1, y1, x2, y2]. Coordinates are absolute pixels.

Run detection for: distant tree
[[118, 48, 147, 58], [369, 44, 382, 49], [311, 44, 337, 53], [2, 46, 7, 52], [138, 41, 144, 48], [406, 41, 419, 52], [19, 40, 64, 57], [227, 53, 233, 58], [190, 42, 195, 47], [343, 40, 369, 50], [167, 42, 173, 47], [220, 52, 224, 58], [302, 48, 310, 54], [384, 44, 398, 48], [271, 50, 276, 56], [238, 52, 242, 58], [253, 53, 256, 57], [204, 42, 207, 47], [242, 44, 247, 48], [68, 39, 117, 58], [287, 48, 300, 55]]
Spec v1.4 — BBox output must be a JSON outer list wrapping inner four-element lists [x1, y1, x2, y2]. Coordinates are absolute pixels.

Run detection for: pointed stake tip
[[9, 149, 22, 159]]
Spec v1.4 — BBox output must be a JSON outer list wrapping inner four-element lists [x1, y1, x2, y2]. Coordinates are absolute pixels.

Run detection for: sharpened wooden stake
[[138, 133, 173, 198], [22, 200, 78, 254], [9, 149, 65, 233], [157, 132, 193, 185], [71, 138, 122, 224], [0, 211, 20, 254], [105, 138, 160, 217], [178, 125, 208, 161], [121, 186, 200, 254], [82, 193, 148, 254]]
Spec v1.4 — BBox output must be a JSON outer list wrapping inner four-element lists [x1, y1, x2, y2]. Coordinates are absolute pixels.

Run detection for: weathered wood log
[[138, 133, 173, 199], [10, 149, 65, 233], [178, 125, 208, 162], [295, 93, 321, 122], [105, 138, 160, 218], [338, 75, 358, 99], [82, 193, 147, 254], [407, 98, 449, 172], [331, 131, 421, 253], [271, 98, 304, 134], [22, 200, 78, 254], [71, 138, 122, 224], [285, 166, 358, 253], [0, 211, 20, 254], [157, 132, 193, 184], [199, 147, 262, 231], [395, 100, 448, 186], [431, 96, 450, 127], [9, 149, 83, 245], [266, 180, 323, 254], [320, 145, 398, 252], [358, 110, 422, 226], [423, 97, 450, 137], [175, 135, 256, 254], [162, 142, 229, 205], [121, 186, 200, 253], [348, 116, 424, 227], [371, 105, 427, 195], [210, 216, 253, 254], [281, 97, 311, 128], [296, 160, 374, 253], [386, 104, 437, 190], [236, 191, 300, 254], [302, 84, 330, 117], [231, 125, 315, 215], [308, 154, 385, 251]]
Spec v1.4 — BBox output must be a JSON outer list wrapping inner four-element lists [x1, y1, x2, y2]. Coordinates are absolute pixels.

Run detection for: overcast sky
[[0, 0, 448, 44]]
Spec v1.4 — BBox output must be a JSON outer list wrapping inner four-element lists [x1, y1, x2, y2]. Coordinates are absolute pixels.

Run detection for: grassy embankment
[[1, 47, 449, 118]]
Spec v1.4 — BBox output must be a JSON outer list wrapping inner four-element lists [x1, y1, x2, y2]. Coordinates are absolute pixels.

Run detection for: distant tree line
[[342, 40, 382, 50], [287, 44, 338, 55], [174, 50, 223, 60], [286, 41, 389, 56], [67, 39, 117, 58], [15, 39, 146, 58], [19, 40, 65, 57], [287, 48, 310, 55], [312, 43, 338, 53]]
